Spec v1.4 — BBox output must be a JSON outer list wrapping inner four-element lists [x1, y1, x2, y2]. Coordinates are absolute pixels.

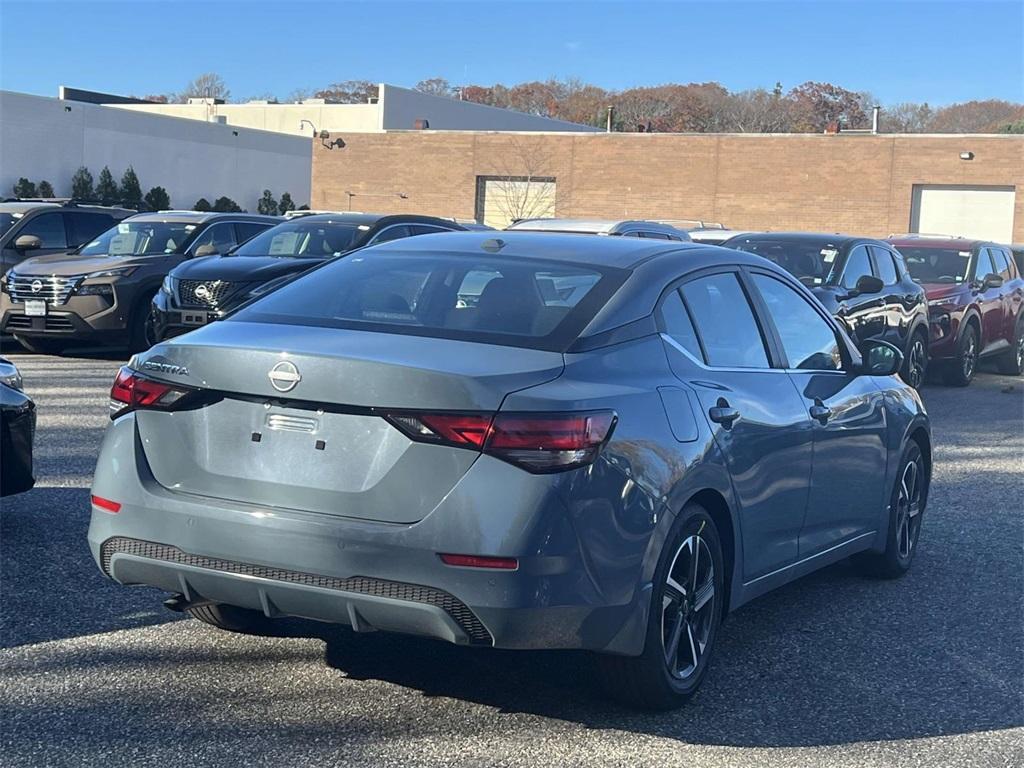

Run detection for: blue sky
[[1, 0, 1021, 106]]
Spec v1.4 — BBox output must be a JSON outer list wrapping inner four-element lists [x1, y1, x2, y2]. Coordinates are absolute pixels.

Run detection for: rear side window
[[989, 248, 1012, 280], [234, 251, 625, 351], [680, 273, 769, 368], [371, 225, 411, 243], [660, 290, 703, 361], [871, 246, 899, 285]]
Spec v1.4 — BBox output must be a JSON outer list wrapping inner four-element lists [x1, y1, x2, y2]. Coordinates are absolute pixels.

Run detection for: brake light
[[386, 410, 616, 473], [439, 553, 519, 570], [109, 366, 194, 419]]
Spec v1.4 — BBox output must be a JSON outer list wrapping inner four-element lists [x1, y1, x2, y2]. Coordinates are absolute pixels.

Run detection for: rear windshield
[[233, 220, 359, 258], [897, 247, 972, 284], [232, 250, 625, 351], [727, 238, 841, 286]]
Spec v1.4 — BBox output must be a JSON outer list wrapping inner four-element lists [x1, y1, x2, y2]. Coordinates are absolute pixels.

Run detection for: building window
[[475, 175, 557, 229]]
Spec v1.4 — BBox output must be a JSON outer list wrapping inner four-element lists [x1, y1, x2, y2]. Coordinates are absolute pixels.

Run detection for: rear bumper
[[88, 415, 652, 654]]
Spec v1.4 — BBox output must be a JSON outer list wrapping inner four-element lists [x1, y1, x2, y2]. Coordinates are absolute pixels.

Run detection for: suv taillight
[[109, 367, 195, 419], [385, 410, 616, 473]]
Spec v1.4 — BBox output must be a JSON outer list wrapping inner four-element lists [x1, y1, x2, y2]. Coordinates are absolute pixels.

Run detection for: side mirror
[[982, 273, 1004, 290], [14, 234, 42, 252], [193, 244, 220, 258], [853, 274, 884, 296], [859, 339, 904, 377]]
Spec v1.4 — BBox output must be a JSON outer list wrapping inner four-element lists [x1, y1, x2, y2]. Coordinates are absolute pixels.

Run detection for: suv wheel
[[945, 323, 978, 387], [901, 330, 928, 389], [14, 336, 66, 356], [996, 317, 1024, 376], [128, 290, 159, 353], [597, 504, 725, 710]]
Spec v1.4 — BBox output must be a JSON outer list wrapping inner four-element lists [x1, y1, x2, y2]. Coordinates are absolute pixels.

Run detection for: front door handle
[[810, 404, 832, 424], [708, 399, 740, 429]]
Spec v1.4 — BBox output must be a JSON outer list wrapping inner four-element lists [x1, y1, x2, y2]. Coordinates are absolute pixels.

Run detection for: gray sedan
[[88, 232, 930, 709]]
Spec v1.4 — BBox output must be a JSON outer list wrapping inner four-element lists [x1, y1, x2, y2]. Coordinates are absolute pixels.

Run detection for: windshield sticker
[[118, 223, 130, 233], [958, 251, 971, 258], [820, 248, 838, 263]]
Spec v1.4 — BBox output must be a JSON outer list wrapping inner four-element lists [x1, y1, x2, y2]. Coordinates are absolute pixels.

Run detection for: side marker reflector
[[91, 495, 121, 514], [439, 553, 518, 570]]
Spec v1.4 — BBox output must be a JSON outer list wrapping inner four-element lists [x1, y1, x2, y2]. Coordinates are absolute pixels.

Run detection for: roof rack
[[887, 232, 963, 239], [657, 219, 726, 230]]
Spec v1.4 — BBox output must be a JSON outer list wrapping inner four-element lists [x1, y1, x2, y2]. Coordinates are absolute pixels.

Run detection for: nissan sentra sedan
[[89, 232, 931, 709]]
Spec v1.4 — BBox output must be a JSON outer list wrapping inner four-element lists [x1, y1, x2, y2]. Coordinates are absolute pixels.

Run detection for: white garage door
[[476, 176, 556, 229], [911, 185, 1016, 242]]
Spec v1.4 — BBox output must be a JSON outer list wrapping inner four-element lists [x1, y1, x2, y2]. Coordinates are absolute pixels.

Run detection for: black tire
[[13, 335, 66, 356], [128, 291, 159, 353], [995, 316, 1024, 376], [186, 603, 275, 634], [900, 329, 929, 390], [854, 441, 927, 579], [597, 503, 726, 710], [944, 322, 978, 387]]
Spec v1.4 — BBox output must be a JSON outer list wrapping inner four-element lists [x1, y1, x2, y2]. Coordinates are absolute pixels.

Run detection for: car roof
[[127, 211, 280, 224], [279, 212, 463, 227], [506, 218, 684, 235], [886, 235, 994, 249], [0, 202, 62, 214], [361, 229, 700, 268], [723, 231, 878, 247]]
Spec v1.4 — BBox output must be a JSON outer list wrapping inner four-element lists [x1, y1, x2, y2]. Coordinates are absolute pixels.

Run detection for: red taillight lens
[[488, 411, 616, 472], [110, 367, 194, 419], [386, 409, 616, 473], [439, 553, 518, 570], [90, 495, 121, 513]]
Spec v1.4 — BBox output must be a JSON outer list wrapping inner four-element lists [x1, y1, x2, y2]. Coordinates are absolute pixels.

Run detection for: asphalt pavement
[[1, 348, 1021, 767]]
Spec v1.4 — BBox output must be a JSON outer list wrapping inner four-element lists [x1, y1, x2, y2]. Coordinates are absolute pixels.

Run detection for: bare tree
[[485, 137, 571, 226], [883, 102, 934, 133], [176, 72, 230, 103], [314, 81, 378, 104]]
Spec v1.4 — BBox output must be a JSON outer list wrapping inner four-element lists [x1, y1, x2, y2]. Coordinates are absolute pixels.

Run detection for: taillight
[[385, 410, 616, 473], [109, 366, 195, 419]]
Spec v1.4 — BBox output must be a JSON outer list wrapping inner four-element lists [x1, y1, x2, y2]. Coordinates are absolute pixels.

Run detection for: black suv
[[0, 211, 278, 354], [151, 213, 467, 341], [1, 199, 135, 274], [722, 232, 930, 388]]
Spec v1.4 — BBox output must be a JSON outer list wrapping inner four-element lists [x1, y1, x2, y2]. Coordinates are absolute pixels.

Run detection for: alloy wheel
[[908, 338, 926, 388], [895, 458, 923, 560], [962, 336, 976, 380], [661, 533, 715, 679]]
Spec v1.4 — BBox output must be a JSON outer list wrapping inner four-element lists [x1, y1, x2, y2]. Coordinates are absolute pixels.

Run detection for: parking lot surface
[[1, 350, 1021, 768]]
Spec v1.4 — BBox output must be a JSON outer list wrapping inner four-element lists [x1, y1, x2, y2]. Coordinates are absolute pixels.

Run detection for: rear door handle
[[708, 399, 740, 429], [810, 404, 832, 424]]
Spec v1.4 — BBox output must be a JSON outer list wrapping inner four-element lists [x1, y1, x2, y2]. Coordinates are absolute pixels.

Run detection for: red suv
[[887, 236, 1024, 385]]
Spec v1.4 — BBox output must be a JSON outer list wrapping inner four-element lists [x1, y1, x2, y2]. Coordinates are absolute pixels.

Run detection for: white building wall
[[111, 101, 381, 135], [0, 91, 311, 211]]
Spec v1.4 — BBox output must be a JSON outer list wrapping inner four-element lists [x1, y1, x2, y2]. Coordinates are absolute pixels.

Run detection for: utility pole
[[606, 105, 615, 133]]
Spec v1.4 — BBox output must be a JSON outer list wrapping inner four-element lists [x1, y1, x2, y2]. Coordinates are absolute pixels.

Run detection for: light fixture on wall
[[318, 130, 345, 150], [959, 151, 974, 160]]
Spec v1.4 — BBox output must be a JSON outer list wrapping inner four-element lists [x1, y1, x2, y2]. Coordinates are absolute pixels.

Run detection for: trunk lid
[[131, 321, 564, 523]]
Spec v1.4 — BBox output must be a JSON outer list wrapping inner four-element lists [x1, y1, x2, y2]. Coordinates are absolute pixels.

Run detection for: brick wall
[[312, 132, 1024, 241]]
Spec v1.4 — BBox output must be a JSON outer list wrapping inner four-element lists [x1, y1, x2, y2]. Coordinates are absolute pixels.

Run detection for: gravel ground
[[1, 349, 1021, 767]]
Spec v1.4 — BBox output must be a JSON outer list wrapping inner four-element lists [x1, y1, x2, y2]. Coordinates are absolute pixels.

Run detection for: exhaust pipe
[[163, 594, 213, 613]]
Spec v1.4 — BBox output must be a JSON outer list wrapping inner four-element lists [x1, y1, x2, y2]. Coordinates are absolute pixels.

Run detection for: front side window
[[233, 221, 359, 258], [233, 251, 623, 351], [235, 222, 272, 243], [20, 212, 67, 248], [752, 274, 843, 371], [408, 224, 453, 236], [840, 246, 873, 290], [727, 237, 842, 287], [973, 249, 996, 282], [899, 246, 972, 284], [680, 273, 769, 368], [80, 220, 198, 256], [190, 222, 236, 254], [67, 213, 115, 248], [371, 225, 412, 244]]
